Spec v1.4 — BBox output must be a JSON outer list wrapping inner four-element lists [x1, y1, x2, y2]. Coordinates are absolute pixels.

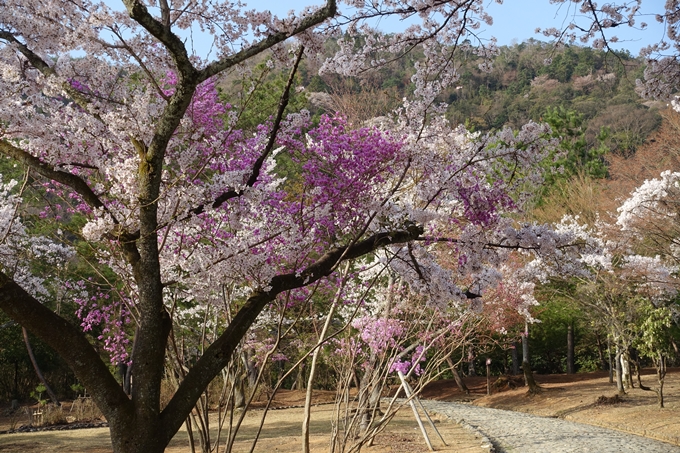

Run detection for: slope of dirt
[[420, 368, 680, 446]]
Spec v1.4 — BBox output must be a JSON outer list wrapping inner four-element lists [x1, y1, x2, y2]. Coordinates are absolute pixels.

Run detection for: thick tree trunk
[[522, 360, 540, 394], [566, 322, 575, 374], [467, 346, 476, 376], [521, 322, 530, 384], [226, 366, 246, 409], [521, 323, 540, 394], [637, 354, 667, 408], [657, 354, 666, 408], [621, 350, 632, 390], [608, 338, 614, 384], [243, 351, 258, 389], [109, 419, 167, 453], [358, 369, 375, 433], [293, 362, 306, 391], [595, 333, 607, 371], [522, 323, 530, 365], [635, 357, 651, 391], [13, 361, 18, 400]]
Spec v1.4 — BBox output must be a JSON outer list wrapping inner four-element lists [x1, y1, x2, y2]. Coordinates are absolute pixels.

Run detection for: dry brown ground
[[1, 368, 678, 452], [0, 390, 481, 452]]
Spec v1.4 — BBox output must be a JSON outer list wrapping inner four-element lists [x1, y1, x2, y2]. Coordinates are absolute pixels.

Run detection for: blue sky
[[247, 0, 666, 55], [482, 1, 665, 55], [104, 0, 667, 56]]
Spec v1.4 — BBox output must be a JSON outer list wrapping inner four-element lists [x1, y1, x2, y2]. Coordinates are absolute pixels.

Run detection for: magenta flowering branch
[[75, 287, 133, 366], [0, 141, 141, 251], [0, 141, 105, 211]]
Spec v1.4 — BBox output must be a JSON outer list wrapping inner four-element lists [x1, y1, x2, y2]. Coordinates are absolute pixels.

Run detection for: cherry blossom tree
[[617, 170, 680, 263], [545, 193, 679, 394], [0, 1, 658, 452]]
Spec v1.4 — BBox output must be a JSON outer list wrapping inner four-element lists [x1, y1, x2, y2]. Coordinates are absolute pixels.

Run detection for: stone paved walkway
[[422, 400, 680, 453]]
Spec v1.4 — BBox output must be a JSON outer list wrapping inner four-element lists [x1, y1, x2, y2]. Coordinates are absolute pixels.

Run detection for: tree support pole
[[397, 371, 447, 450], [486, 358, 491, 395], [413, 393, 447, 446]]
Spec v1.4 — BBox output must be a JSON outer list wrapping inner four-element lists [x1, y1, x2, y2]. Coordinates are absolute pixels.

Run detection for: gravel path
[[421, 400, 680, 453]]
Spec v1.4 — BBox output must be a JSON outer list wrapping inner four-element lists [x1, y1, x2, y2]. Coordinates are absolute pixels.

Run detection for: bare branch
[[198, 0, 337, 82], [122, 0, 196, 78], [0, 141, 141, 259], [0, 140, 105, 211], [0, 31, 96, 113]]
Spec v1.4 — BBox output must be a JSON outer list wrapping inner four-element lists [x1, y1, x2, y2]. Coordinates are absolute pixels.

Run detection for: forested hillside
[[299, 40, 660, 153], [224, 38, 662, 185]]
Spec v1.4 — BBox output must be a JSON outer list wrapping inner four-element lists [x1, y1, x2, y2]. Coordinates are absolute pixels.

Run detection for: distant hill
[[297, 39, 661, 158]]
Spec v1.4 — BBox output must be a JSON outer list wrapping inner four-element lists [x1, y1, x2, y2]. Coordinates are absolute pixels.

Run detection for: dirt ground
[[0, 368, 678, 452], [0, 390, 482, 452]]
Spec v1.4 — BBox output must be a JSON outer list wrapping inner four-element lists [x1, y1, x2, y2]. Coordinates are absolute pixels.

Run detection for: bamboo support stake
[[399, 372, 447, 446]]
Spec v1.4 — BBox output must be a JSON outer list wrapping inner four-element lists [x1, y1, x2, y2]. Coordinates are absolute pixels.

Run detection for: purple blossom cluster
[[454, 176, 516, 228], [349, 315, 427, 375], [73, 281, 133, 366], [390, 345, 426, 376], [283, 115, 406, 238], [353, 316, 405, 354]]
